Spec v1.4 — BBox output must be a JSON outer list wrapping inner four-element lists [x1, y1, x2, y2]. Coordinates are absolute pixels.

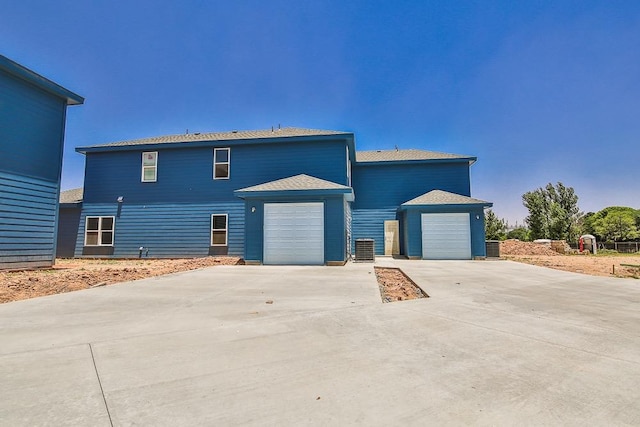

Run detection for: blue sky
[[2, 1, 639, 224]]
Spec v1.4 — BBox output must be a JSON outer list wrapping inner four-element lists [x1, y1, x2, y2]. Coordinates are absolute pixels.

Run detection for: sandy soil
[[374, 267, 428, 302], [503, 254, 640, 278], [0, 257, 241, 304], [501, 240, 640, 279]]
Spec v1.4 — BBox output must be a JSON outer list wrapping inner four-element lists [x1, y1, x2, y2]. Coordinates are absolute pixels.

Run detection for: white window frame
[[213, 147, 230, 180], [84, 216, 116, 246], [211, 214, 228, 246], [141, 151, 158, 182]]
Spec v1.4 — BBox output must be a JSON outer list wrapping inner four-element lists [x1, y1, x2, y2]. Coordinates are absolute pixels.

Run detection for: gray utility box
[[485, 240, 500, 258], [355, 239, 375, 262]]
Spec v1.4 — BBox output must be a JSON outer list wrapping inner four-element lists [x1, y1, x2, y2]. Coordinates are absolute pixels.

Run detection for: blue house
[[72, 127, 491, 264], [0, 55, 84, 269]]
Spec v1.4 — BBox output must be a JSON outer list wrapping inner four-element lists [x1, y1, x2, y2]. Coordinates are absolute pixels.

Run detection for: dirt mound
[[500, 240, 562, 256]]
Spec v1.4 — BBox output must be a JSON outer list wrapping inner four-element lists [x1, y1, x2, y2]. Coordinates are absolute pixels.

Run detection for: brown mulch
[[0, 257, 242, 304], [374, 267, 428, 302]]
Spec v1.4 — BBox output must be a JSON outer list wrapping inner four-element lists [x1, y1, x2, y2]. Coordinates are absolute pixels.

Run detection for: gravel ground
[[0, 257, 241, 304], [374, 266, 428, 302]]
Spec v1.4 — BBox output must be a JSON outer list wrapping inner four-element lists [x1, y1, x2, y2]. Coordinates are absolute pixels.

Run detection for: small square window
[[213, 148, 230, 179], [84, 216, 115, 246]]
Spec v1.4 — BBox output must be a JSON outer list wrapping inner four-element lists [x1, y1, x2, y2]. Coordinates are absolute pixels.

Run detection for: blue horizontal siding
[[0, 172, 57, 268], [83, 139, 350, 204], [76, 202, 244, 258], [0, 70, 66, 182], [57, 207, 81, 258], [352, 162, 471, 209], [351, 208, 398, 255]]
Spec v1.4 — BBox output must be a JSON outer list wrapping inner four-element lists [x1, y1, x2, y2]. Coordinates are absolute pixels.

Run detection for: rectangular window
[[142, 151, 158, 182], [211, 214, 228, 246], [85, 216, 115, 246], [213, 148, 230, 179]]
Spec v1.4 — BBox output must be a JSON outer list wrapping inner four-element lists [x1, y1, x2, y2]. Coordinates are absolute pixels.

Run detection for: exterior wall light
[[117, 196, 124, 203]]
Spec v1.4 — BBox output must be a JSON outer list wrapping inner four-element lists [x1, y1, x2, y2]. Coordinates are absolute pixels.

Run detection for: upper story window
[[141, 151, 157, 182], [214, 148, 230, 179], [85, 216, 115, 246]]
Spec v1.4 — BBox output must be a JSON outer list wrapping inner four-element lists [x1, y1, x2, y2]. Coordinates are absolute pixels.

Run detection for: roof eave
[[356, 157, 477, 166], [0, 55, 84, 105], [399, 201, 492, 211], [235, 188, 353, 200], [76, 132, 355, 154]]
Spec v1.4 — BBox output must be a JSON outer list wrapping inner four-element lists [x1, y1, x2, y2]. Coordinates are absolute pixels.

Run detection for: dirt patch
[[0, 257, 242, 304], [504, 254, 640, 279], [374, 267, 428, 302], [500, 240, 562, 256]]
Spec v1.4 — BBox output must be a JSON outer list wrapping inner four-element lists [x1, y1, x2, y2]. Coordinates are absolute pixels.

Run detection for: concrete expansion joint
[[88, 343, 113, 427]]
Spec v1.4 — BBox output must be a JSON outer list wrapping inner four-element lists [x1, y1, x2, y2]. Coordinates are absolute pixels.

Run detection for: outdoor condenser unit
[[354, 238, 375, 262]]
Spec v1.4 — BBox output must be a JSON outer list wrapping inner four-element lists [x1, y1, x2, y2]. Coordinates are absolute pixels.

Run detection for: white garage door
[[264, 202, 324, 265], [421, 213, 471, 260]]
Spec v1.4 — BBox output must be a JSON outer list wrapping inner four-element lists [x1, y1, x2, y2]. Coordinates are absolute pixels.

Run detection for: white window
[[213, 148, 230, 179], [141, 151, 158, 182], [85, 216, 115, 246], [211, 214, 228, 246]]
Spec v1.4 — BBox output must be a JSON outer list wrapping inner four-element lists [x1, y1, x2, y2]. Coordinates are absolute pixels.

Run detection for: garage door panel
[[264, 203, 324, 265], [421, 213, 471, 260]]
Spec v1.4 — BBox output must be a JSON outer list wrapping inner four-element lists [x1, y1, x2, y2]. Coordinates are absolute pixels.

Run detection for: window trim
[[141, 151, 158, 183], [213, 147, 230, 180], [211, 214, 228, 246], [84, 216, 116, 247]]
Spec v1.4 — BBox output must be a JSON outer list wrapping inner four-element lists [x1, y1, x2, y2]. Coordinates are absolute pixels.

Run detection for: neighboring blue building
[[72, 127, 491, 264], [0, 55, 84, 269], [57, 188, 83, 258]]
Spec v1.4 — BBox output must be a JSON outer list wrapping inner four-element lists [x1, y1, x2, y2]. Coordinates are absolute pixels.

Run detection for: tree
[[588, 207, 640, 242], [484, 209, 507, 240], [522, 182, 581, 241], [507, 227, 530, 241]]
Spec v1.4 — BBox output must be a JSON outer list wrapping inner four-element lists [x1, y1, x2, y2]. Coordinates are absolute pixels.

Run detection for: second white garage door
[[264, 202, 324, 265], [421, 213, 471, 260]]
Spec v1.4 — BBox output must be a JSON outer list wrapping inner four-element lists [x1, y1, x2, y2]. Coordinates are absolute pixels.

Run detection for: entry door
[[421, 213, 471, 260], [384, 220, 400, 255], [263, 203, 324, 265]]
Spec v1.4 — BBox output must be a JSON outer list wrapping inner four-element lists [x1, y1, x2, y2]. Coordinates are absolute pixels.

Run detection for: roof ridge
[[79, 127, 351, 150]]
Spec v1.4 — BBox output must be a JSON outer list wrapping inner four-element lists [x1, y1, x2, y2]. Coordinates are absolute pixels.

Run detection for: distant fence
[[568, 241, 640, 253]]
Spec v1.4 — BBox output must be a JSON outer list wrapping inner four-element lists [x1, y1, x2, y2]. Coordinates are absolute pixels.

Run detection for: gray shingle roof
[[236, 174, 351, 193], [356, 149, 473, 163], [80, 127, 351, 150], [402, 190, 490, 206], [59, 188, 83, 204]]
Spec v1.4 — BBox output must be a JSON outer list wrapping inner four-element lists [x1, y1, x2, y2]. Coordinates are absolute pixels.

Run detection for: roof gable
[[356, 149, 475, 164], [402, 190, 491, 206], [236, 174, 351, 193]]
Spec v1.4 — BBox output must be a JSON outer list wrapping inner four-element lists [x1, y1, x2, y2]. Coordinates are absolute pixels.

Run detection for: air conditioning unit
[[355, 239, 375, 262]]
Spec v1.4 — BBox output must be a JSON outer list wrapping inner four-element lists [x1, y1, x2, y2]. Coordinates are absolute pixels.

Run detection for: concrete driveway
[[1, 260, 639, 426]]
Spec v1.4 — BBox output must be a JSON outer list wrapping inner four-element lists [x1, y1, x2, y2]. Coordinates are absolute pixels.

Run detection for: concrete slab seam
[[89, 343, 114, 427]]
